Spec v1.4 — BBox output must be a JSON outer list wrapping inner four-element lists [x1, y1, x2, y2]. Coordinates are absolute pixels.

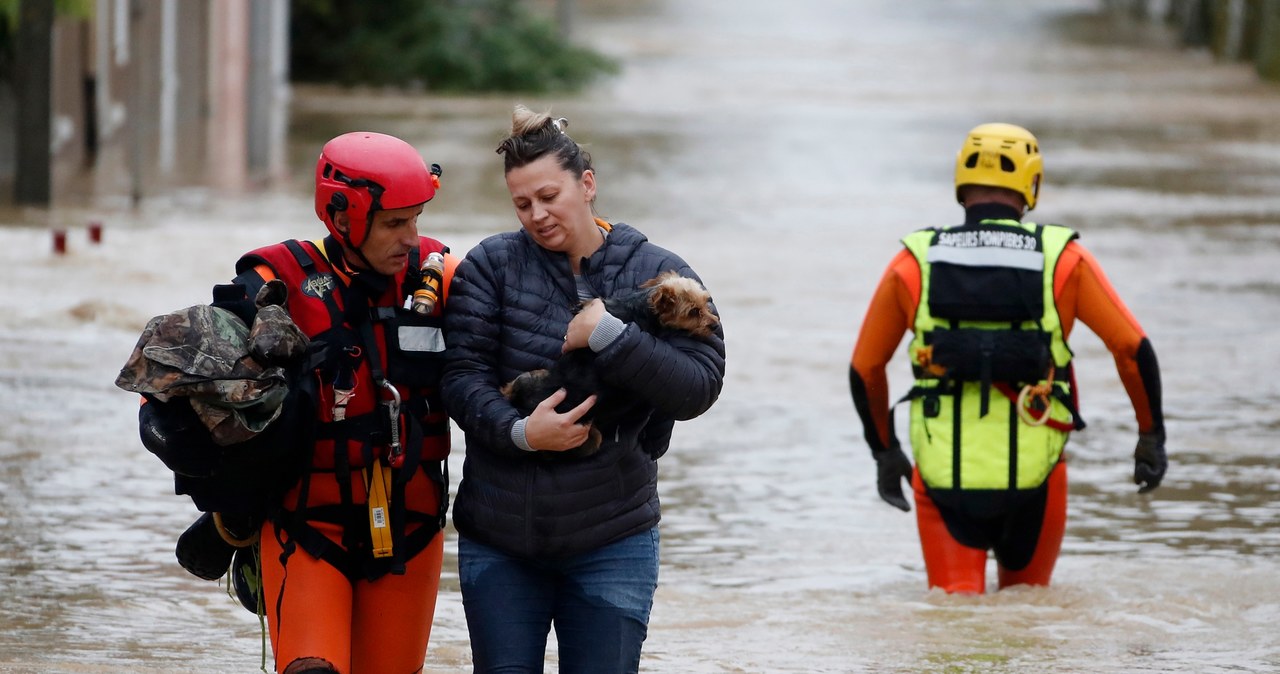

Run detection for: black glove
[[875, 445, 914, 512], [1133, 430, 1167, 494]]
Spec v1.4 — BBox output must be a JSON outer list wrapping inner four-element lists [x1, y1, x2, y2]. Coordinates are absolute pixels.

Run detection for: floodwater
[[3, 1, 1280, 672]]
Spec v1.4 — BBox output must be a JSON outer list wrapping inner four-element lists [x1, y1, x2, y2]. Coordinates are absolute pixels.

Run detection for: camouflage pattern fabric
[[115, 279, 309, 446]]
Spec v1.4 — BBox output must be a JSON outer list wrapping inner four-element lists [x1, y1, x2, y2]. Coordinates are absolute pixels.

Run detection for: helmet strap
[[327, 208, 380, 273], [328, 172, 386, 246]]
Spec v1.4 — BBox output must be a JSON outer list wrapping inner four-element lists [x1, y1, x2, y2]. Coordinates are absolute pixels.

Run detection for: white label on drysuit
[[398, 326, 445, 353]]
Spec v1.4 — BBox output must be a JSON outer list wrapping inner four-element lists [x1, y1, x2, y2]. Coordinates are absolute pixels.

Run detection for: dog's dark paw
[[581, 425, 603, 454]]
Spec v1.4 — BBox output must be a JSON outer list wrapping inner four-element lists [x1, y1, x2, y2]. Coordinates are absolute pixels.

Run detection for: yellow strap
[[366, 458, 394, 559], [309, 238, 331, 262]]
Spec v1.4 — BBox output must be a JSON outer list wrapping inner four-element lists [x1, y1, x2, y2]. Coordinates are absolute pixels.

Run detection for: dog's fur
[[501, 271, 718, 458]]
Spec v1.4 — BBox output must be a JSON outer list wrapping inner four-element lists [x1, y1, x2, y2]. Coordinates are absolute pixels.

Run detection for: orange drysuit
[[234, 237, 455, 673]]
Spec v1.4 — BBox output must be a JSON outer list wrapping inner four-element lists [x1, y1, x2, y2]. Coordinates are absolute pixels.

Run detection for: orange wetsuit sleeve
[[849, 249, 920, 453], [251, 263, 277, 283], [1055, 241, 1163, 434], [442, 252, 461, 306]]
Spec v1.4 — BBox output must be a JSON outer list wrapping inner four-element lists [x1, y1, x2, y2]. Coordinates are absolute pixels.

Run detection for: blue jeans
[[458, 528, 660, 674]]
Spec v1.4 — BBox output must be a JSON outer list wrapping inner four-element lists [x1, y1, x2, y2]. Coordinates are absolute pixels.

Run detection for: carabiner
[[1016, 385, 1052, 427], [379, 380, 404, 467]]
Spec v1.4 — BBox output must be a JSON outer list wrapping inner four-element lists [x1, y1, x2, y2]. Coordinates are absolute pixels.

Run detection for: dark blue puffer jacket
[[442, 222, 726, 558]]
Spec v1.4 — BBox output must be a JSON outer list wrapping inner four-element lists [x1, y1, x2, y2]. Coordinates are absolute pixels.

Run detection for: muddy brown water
[[2, 1, 1279, 672]]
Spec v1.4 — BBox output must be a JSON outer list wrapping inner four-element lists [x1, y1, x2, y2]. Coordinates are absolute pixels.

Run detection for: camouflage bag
[[115, 280, 308, 446]]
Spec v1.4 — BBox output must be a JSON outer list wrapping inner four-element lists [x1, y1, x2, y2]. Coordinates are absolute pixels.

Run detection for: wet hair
[[495, 104, 593, 177]]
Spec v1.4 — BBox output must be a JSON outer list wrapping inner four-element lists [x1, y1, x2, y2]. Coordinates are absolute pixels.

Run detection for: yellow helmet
[[954, 123, 1043, 210]]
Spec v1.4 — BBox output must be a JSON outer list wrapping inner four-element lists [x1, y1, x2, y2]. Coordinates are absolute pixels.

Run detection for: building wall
[[1, 0, 289, 206]]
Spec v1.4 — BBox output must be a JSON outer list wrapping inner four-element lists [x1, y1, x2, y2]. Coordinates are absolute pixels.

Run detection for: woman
[[442, 106, 726, 672]]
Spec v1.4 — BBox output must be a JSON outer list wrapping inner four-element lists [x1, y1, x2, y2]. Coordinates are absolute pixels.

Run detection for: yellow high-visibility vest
[[901, 219, 1077, 491]]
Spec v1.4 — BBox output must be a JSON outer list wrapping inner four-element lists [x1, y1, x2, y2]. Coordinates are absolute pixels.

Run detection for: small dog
[[502, 271, 719, 458]]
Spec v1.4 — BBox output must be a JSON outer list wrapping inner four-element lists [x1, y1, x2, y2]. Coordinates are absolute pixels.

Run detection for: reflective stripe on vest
[[902, 220, 1077, 491]]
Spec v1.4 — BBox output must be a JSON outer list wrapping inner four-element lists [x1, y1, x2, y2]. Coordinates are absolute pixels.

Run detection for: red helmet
[[314, 132, 441, 248]]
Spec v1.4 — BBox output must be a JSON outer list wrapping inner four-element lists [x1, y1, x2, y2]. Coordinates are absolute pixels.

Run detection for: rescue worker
[[848, 123, 1168, 594], [221, 131, 456, 672]]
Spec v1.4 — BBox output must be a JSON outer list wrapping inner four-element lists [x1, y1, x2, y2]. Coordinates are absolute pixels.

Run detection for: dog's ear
[[650, 284, 676, 315]]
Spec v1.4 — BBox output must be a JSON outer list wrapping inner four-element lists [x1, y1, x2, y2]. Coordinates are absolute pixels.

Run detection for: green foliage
[[290, 0, 618, 93]]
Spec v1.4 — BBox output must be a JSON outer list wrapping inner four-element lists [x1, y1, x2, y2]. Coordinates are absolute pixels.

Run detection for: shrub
[[291, 0, 618, 93]]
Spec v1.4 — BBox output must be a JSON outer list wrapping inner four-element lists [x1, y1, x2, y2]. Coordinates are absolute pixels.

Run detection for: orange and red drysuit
[[849, 207, 1164, 593], [231, 236, 455, 673]]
